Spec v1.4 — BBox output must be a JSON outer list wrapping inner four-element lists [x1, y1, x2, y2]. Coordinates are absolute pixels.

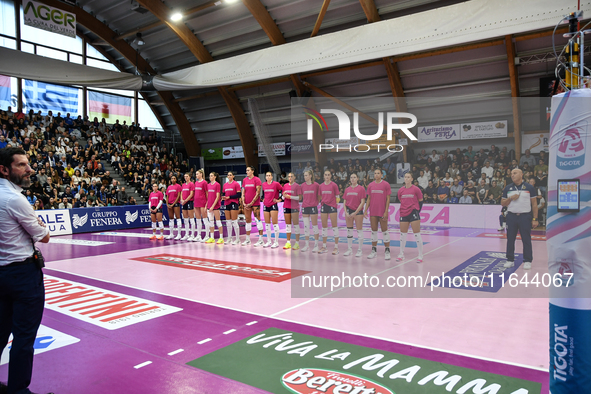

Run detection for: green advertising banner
[[202, 147, 223, 161], [188, 328, 541, 394]]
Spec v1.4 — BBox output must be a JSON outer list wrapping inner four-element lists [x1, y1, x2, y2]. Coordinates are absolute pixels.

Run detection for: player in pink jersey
[[192, 169, 209, 242], [165, 175, 182, 240], [319, 170, 341, 254], [397, 172, 424, 262], [300, 170, 321, 252], [343, 173, 366, 257], [179, 173, 195, 241], [241, 166, 264, 246], [222, 171, 242, 245], [261, 172, 283, 248], [282, 172, 301, 250], [205, 172, 223, 244], [148, 183, 165, 240], [364, 168, 392, 260]]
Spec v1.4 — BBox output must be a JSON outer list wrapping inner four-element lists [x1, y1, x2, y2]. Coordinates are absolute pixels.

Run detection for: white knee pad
[[273, 224, 279, 232], [216, 220, 222, 228], [371, 231, 378, 242], [208, 212, 214, 221], [286, 224, 292, 233], [151, 222, 156, 229], [245, 222, 252, 232], [313, 227, 319, 236], [176, 218, 182, 227], [322, 228, 328, 238], [332, 227, 339, 237], [347, 228, 353, 238], [158, 222, 164, 229], [202, 218, 209, 228], [383, 231, 390, 243], [266, 223, 272, 234], [414, 232, 422, 239], [294, 225, 300, 235], [257, 221, 264, 231]]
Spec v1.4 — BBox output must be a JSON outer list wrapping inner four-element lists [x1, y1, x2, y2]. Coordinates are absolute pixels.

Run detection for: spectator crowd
[[1, 105, 548, 216]]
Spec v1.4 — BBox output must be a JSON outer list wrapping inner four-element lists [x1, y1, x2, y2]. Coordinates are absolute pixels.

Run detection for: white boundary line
[[167, 349, 184, 356], [46, 230, 547, 372], [133, 361, 152, 369]]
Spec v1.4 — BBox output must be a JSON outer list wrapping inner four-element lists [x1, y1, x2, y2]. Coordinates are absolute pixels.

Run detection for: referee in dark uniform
[[501, 168, 538, 270], [0, 148, 52, 394]]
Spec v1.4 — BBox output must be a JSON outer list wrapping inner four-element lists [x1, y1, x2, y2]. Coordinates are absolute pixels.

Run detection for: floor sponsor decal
[[1, 325, 80, 365], [49, 238, 116, 247], [428, 251, 522, 293], [478, 233, 547, 241], [43, 275, 182, 330], [131, 254, 310, 282], [187, 327, 542, 394]]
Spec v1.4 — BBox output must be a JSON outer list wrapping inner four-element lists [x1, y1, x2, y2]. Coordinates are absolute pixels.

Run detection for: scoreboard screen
[[557, 179, 580, 213]]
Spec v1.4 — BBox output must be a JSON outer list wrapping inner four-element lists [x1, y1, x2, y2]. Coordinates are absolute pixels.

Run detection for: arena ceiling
[[31, 0, 583, 166]]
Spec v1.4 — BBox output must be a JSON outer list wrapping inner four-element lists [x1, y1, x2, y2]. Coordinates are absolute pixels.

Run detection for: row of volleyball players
[[148, 167, 424, 261]]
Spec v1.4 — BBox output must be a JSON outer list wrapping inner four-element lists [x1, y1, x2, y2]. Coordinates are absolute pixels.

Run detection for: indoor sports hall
[[1, 0, 589, 393]]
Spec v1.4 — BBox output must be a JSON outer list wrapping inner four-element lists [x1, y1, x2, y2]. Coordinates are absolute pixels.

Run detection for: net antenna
[[248, 98, 281, 176]]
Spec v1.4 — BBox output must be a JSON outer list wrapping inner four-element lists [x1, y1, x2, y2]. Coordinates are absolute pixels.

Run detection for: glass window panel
[[37, 45, 68, 61], [0, 0, 15, 37], [138, 99, 163, 130]]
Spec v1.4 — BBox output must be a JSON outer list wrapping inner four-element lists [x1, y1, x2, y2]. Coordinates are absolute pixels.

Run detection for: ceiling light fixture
[[133, 32, 145, 46], [171, 12, 183, 22]]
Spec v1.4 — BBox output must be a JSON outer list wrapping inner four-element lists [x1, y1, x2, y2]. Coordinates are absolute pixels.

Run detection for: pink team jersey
[[283, 182, 301, 209], [181, 182, 194, 202], [367, 180, 391, 217], [223, 181, 242, 205], [263, 181, 282, 207], [344, 185, 366, 210], [397, 185, 423, 217], [319, 181, 339, 208], [243, 176, 262, 205], [193, 179, 208, 207], [148, 191, 164, 208], [166, 183, 182, 205], [207, 182, 221, 209], [301, 182, 320, 208]]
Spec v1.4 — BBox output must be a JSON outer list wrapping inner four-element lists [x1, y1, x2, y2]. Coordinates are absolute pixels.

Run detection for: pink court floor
[[1, 226, 550, 393]]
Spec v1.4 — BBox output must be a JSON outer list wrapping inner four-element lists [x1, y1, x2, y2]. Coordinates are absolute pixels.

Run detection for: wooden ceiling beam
[[115, 1, 220, 41], [311, 0, 331, 37], [137, 0, 258, 166], [241, 0, 285, 45], [506, 34, 522, 162], [359, 0, 381, 23]]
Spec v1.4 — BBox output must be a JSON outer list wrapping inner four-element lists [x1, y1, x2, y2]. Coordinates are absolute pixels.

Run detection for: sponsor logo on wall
[[556, 124, 587, 170], [43, 275, 182, 330], [37, 209, 72, 235], [131, 254, 310, 282]]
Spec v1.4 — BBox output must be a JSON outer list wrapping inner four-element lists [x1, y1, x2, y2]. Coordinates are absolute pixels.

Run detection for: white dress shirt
[[0, 178, 49, 265]]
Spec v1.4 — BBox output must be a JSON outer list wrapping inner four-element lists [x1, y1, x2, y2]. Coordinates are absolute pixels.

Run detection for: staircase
[[79, 136, 147, 204]]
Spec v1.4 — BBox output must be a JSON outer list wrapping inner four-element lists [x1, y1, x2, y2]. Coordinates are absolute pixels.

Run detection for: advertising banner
[[290, 141, 313, 155], [417, 124, 461, 142], [188, 327, 541, 394], [460, 120, 507, 139], [522, 133, 549, 154], [222, 146, 244, 159], [395, 163, 411, 183], [202, 147, 223, 160], [37, 209, 72, 236], [258, 142, 286, 157], [69, 205, 153, 234], [548, 89, 591, 393], [23, 0, 76, 38]]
